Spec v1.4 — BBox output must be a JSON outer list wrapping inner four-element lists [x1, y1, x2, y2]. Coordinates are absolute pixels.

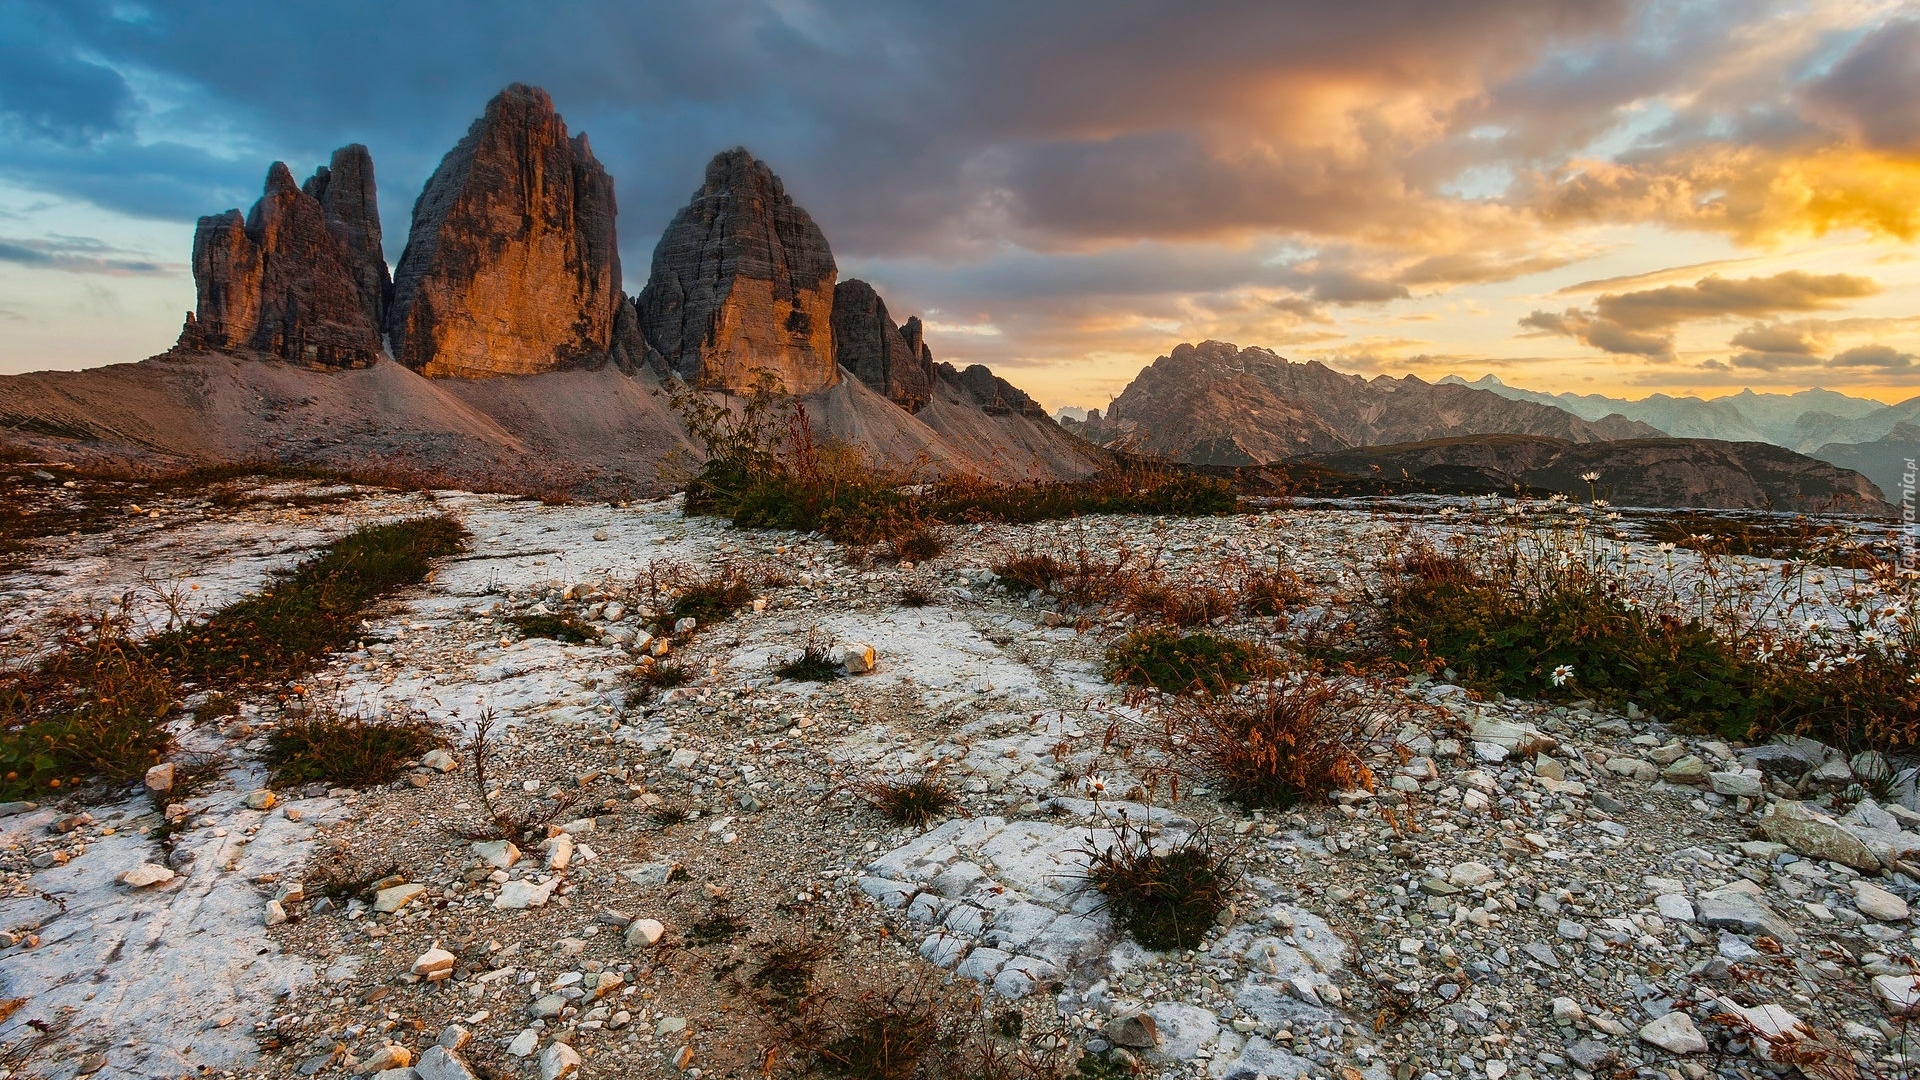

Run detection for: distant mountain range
[[1059, 341, 1892, 512], [1064, 341, 1659, 464], [1438, 374, 1919, 508]]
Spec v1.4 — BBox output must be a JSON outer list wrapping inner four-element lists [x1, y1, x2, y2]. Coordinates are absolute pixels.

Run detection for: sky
[[2, 0, 1919, 413]]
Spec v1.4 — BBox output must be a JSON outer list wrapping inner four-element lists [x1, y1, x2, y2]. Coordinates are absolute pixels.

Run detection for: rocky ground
[[0, 474, 1915, 1080]]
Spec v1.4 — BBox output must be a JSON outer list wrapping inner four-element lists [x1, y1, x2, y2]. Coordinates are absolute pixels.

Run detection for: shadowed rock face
[[189, 159, 384, 368], [831, 279, 933, 410], [638, 148, 839, 394], [388, 84, 630, 378], [302, 144, 391, 332], [937, 361, 1048, 419]]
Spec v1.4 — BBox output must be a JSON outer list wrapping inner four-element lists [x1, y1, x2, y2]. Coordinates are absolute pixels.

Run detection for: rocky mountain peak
[[637, 148, 839, 394], [186, 152, 385, 369], [386, 83, 638, 378], [831, 279, 934, 411], [302, 144, 391, 332]]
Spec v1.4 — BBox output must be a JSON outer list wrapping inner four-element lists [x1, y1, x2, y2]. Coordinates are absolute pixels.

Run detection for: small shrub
[[669, 572, 756, 625], [1238, 566, 1310, 617], [1125, 580, 1233, 627], [808, 988, 942, 1080], [305, 851, 400, 904], [632, 660, 688, 695], [993, 548, 1135, 608], [775, 631, 843, 682], [890, 527, 945, 564], [1084, 822, 1233, 952], [263, 709, 440, 787], [1105, 628, 1264, 694], [509, 613, 594, 644], [1175, 676, 1374, 809], [748, 938, 831, 1007], [897, 586, 935, 608], [686, 911, 740, 946], [859, 771, 957, 828], [648, 804, 689, 827], [0, 619, 178, 799]]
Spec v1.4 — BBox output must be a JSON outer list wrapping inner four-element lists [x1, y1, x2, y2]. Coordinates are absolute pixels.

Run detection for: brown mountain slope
[[1068, 340, 1659, 462], [0, 352, 1103, 494]]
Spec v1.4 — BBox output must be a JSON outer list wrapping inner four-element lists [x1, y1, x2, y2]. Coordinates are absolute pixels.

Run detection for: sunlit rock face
[[638, 148, 839, 394], [190, 156, 385, 369], [388, 83, 634, 378]]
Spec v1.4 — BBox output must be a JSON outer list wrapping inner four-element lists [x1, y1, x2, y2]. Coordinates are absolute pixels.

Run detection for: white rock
[[1448, 861, 1495, 888], [374, 883, 426, 912], [244, 789, 277, 810], [1551, 997, 1584, 1025], [1853, 879, 1910, 922], [118, 863, 175, 889], [538, 1040, 582, 1080], [1724, 1002, 1805, 1061], [840, 642, 877, 674], [472, 840, 520, 869], [1638, 1011, 1706, 1054], [494, 878, 558, 910], [415, 1045, 480, 1080], [673, 616, 696, 634], [505, 1028, 540, 1057], [265, 899, 288, 926], [1707, 770, 1762, 797], [412, 947, 457, 978], [1873, 973, 1920, 1015], [420, 749, 456, 773], [1654, 893, 1695, 922], [144, 762, 175, 792], [546, 834, 574, 871], [625, 918, 665, 948]]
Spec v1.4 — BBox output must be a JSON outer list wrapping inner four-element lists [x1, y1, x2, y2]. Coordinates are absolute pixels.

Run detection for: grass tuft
[[896, 586, 935, 608], [775, 631, 843, 683], [859, 771, 958, 828], [262, 708, 441, 788], [1174, 676, 1374, 810], [1105, 628, 1264, 694], [509, 613, 595, 644], [1084, 822, 1234, 952]]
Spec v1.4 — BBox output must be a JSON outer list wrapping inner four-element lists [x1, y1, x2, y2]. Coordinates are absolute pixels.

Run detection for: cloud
[[1829, 343, 1916, 370], [1801, 19, 1920, 154], [0, 10, 135, 144], [1521, 307, 1675, 360], [1727, 322, 1823, 356], [1522, 271, 1881, 363], [1591, 271, 1877, 330], [1729, 341, 1913, 372], [0, 234, 176, 274]]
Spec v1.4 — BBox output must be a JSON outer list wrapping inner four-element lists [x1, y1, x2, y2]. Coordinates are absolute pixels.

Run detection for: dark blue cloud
[[0, 1, 135, 143]]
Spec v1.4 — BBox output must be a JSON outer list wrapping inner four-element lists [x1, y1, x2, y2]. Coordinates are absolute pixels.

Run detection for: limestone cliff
[[302, 144, 391, 332], [387, 84, 629, 378], [831, 279, 933, 410], [189, 159, 383, 368], [637, 149, 839, 394]]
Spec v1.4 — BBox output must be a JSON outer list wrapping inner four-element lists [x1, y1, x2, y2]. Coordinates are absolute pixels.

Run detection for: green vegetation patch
[[263, 709, 442, 787], [149, 515, 468, 682], [1105, 628, 1265, 694]]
